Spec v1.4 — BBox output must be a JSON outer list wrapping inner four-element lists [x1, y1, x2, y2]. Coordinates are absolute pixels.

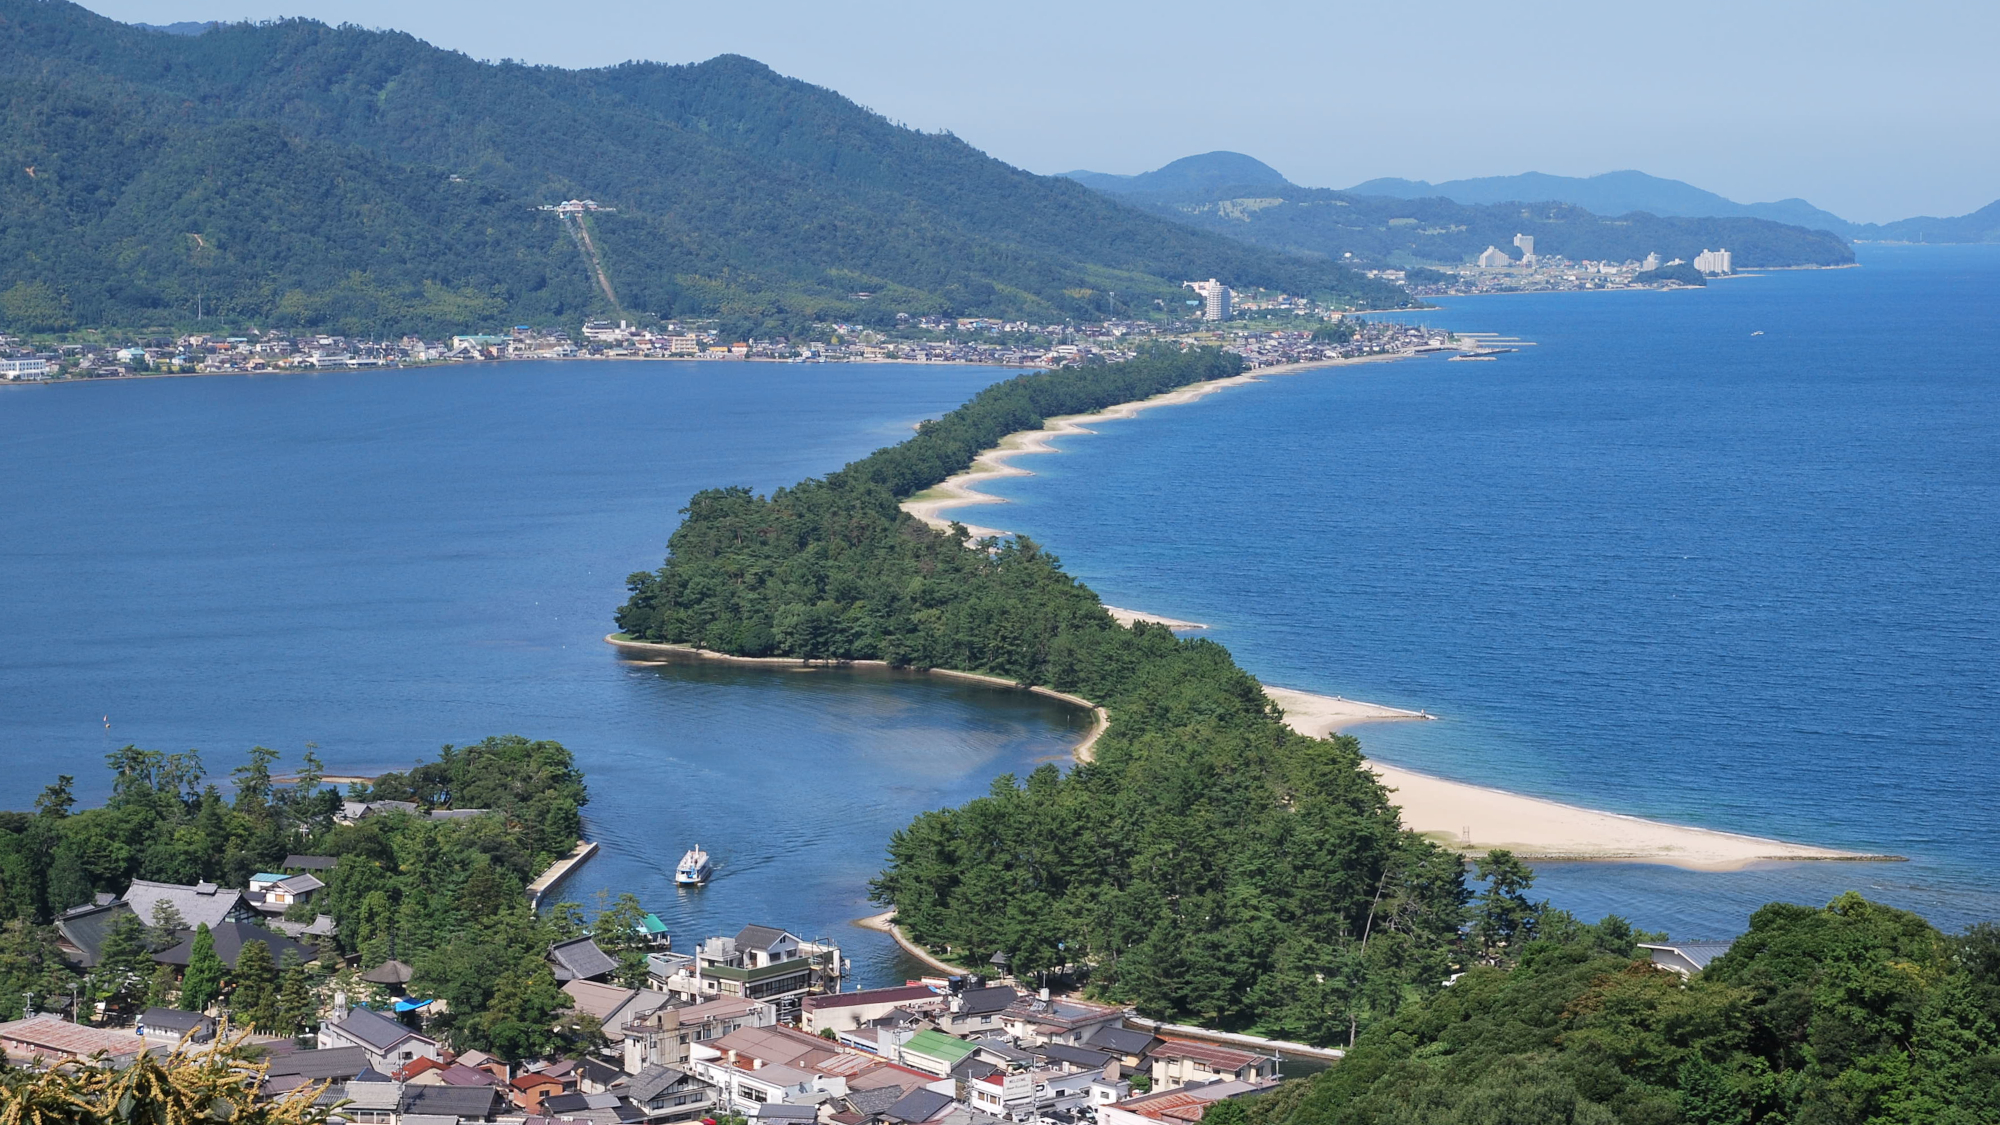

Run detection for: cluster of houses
[[0, 870, 1286, 1125], [3, 286, 1466, 385]]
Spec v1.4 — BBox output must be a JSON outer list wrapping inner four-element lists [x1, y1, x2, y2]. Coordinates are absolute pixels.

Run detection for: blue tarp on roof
[[392, 998, 433, 1013]]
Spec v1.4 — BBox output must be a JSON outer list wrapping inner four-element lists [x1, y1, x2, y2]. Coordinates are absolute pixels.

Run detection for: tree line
[[1248, 894, 2000, 1124], [616, 348, 1537, 1041], [0, 736, 605, 1063]]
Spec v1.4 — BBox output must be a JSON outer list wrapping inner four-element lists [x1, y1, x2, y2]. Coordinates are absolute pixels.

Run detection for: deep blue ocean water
[[968, 244, 2000, 937], [0, 360, 1076, 986], [3, 245, 1993, 964]]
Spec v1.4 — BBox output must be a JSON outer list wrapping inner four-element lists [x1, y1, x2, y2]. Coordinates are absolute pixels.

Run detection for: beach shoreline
[[891, 355, 1896, 874], [604, 634, 1111, 763], [1262, 685, 1887, 872], [902, 353, 1404, 539]]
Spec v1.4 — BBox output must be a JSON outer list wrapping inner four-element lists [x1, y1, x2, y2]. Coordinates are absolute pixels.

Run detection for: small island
[[1631, 261, 1709, 287]]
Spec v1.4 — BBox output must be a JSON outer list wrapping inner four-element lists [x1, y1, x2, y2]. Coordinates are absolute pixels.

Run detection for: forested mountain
[[0, 1, 1406, 337], [1063, 151, 1292, 197], [1119, 186, 1853, 269], [1860, 199, 2000, 244], [1345, 169, 1860, 236], [1065, 156, 1855, 267]]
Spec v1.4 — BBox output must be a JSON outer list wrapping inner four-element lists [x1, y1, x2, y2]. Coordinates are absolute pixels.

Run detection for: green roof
[[903, 1030, 977, 1065], [639, 913, 669, 935]]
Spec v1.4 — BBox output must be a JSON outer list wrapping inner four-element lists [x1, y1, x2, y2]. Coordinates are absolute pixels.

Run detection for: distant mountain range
[[0, 2, 1403, 338], [1063, 152, 1291, 198], [1065, 154, 2000, 246], [1345, 170, 1857, 236], [1060, 154, 1853, 269]]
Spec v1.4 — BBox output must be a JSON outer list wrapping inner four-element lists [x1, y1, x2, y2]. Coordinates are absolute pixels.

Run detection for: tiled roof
[[266, 1046, 371, 1080], [1086, 1025, 1159, 1055], [735, 924, 795, 951], [55, 901, 138, 967], [884, 1087, 955, 1123], [844, 1085, 910, 1115], [612, 1064, 688, 1103], [137, 1007, 214, 1039], [155, 920, 317, 969], [360, 959, 415, 985], [401, 1084, 505, 1117], [328, 1006, 426, 1053], [122, 879, 245, 930], [952, 985, 1018, 1016], [548, 936, 620, 982]]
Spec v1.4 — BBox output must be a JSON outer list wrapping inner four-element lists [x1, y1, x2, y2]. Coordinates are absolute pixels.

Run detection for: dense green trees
[[1251, 894, 2000, 1125], [617, 349, 1472, 1041], [0, 736, 597, 1060], [178, 926, 223, 1013], [0, 0, 1409, 337]]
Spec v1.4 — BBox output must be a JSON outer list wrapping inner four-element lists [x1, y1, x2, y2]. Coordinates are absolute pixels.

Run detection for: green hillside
[[1078, 181, 1855, 270], [0, 2, 1408, 337]]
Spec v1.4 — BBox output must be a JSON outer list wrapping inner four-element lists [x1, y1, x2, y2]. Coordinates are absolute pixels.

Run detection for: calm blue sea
[[4, 245, 1993, 959], [0, 360, 1076, 986], [968, 244, 2000, 937]]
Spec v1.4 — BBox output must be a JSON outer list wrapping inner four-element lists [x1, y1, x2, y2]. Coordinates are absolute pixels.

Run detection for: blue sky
[[82, 0, 2000, 223]]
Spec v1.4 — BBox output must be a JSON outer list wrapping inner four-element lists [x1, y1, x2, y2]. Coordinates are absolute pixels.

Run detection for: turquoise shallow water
[[0, 360, 1076, 986], [964, 245, 2000, 937]]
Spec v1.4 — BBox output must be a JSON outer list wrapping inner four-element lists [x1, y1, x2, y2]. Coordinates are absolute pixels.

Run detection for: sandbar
[[898, 359, 1891, 874], [1263, 684, 1883, 872], [902, 356, 1395, 540]]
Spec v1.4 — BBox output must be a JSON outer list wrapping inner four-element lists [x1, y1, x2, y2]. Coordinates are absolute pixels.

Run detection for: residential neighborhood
[[0, 290, 1466, 385], [1, 861, 1284, 1125]]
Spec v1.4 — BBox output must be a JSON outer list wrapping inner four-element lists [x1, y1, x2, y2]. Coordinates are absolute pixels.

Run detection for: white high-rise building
[[1184, 279, 1232, 321], [1477, 245, 1512, 269], [1512, 233, 1537, 266], [1693, 248, 1733, 274], [1642, 252, 1662, 272]]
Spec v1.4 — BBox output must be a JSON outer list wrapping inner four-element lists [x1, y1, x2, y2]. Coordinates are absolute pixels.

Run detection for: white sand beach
[[902, 357, 1387, 540], [895, 359, 1888, 874], [1262, 685, 1877, 872]]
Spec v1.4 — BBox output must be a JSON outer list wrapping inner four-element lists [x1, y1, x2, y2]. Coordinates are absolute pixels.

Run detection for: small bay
[[0, 359, 1075, 986]]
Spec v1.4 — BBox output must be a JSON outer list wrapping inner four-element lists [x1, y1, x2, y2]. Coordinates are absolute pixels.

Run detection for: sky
[[81, 0, 2000, 224]]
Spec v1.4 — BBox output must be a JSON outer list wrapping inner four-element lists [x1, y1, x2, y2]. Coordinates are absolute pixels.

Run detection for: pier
[[526, 838, 599, 908]]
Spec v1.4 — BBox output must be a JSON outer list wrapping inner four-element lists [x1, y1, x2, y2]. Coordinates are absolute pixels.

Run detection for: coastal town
[[1384, 236, 1738, 297], [2, 852, 1306, 1125], [0, 282, 1473, 385], [0, 240, 1743, 386]]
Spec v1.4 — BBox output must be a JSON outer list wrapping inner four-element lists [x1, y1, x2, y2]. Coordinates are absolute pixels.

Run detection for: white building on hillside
[[1183, 279, 1232, 321]]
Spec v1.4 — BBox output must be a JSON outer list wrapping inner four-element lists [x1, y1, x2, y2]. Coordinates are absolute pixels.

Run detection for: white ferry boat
[[675, 846, 712, 886]]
